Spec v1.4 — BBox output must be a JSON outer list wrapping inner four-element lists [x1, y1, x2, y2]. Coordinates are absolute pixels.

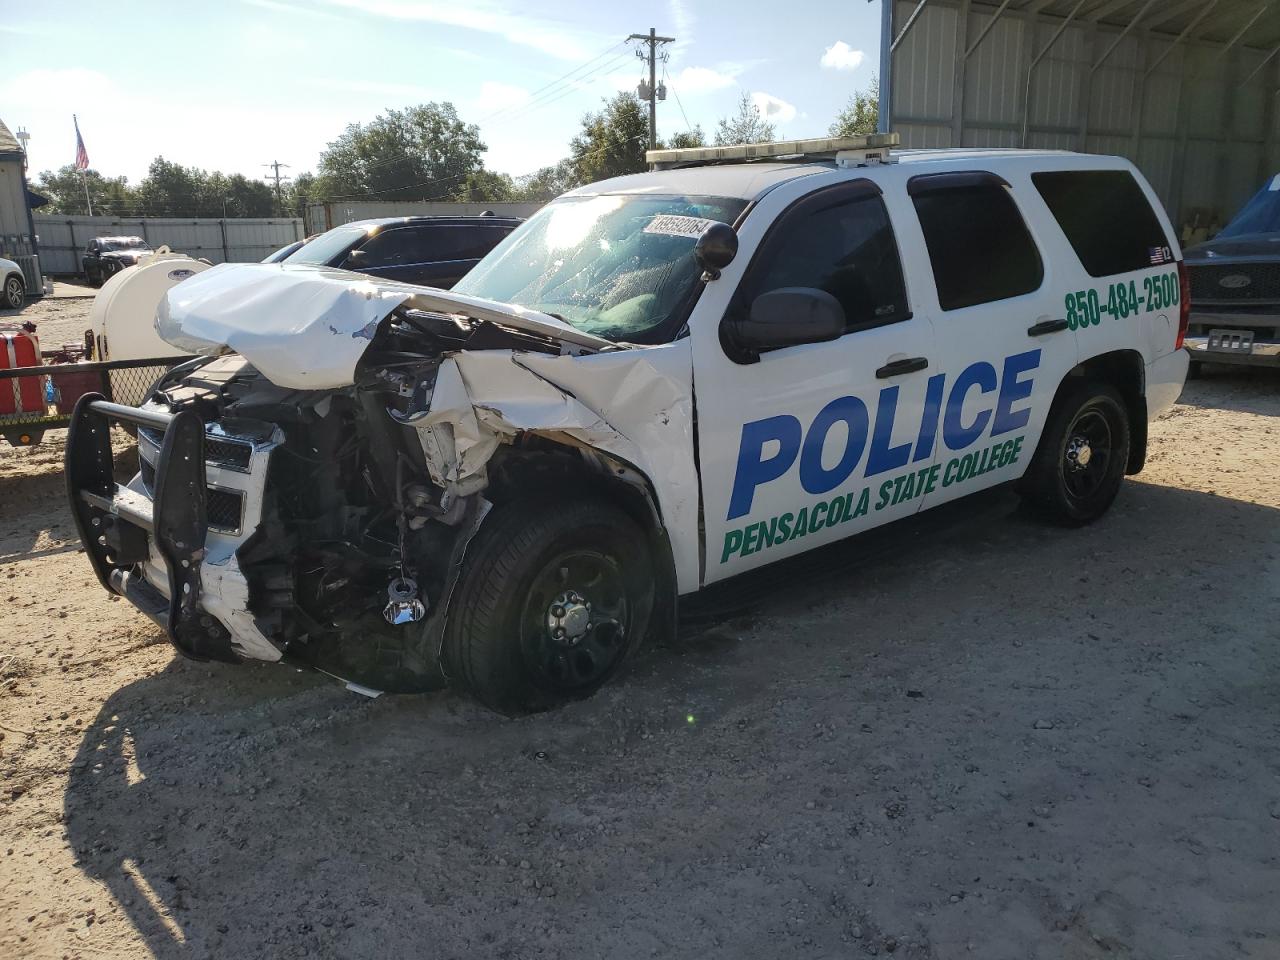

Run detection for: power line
[[663, 64, 695, 135]]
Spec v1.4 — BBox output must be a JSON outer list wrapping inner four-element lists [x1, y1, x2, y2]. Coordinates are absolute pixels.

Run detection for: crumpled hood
[[156, 262, 615, 390]]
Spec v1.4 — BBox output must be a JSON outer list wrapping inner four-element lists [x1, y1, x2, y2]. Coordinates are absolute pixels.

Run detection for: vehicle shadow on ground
[[1178, 364, 1280, 413], [61, 475, 1280, 958]]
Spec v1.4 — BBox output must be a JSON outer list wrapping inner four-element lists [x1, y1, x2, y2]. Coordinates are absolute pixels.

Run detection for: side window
[[749, 187, 910, 333], [455, 226, 515, 260], [354, 228, 421, 267], [909, 174, 1043, 311], [1032, 170, 1170, 277]]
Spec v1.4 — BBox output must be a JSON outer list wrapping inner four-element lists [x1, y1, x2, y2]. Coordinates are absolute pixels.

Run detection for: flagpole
[[73, 114, 93, 216]]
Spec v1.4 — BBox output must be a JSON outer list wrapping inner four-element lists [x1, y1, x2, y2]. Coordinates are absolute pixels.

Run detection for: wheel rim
[[519, 549, 629, 693], [4, 278, 19, 308], [1061, 407, 1113, 501]]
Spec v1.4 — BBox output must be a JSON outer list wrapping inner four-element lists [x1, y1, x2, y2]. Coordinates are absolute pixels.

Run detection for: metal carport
[[878, 0, 1280, 240]]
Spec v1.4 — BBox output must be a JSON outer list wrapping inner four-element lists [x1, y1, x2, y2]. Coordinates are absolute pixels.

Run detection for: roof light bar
[[646, 132, 900, 169]]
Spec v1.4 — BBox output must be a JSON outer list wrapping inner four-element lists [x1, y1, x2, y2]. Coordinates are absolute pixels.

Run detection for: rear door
[[902, 169, 1080, 512]]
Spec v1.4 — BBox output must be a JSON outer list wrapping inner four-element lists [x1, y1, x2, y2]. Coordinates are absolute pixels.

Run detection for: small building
[[0, 116, 44, 295]]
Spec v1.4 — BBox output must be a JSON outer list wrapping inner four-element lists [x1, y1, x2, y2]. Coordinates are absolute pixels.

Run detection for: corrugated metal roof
[[1032, 0, 1280, 50]]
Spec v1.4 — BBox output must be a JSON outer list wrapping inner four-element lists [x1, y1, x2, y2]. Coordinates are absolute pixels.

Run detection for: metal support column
[[951, 0, 972, 146], [1020, 0, 1089, 146], [878, 0, 894, 133]]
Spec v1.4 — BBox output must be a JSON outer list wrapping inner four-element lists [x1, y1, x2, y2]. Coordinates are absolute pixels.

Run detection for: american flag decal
[[74, 115, 89, 171], [1148, 245, 1172, 265]]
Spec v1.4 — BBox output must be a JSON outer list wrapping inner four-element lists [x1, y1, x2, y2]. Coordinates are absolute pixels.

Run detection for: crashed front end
[[65, 264, 693, 692]]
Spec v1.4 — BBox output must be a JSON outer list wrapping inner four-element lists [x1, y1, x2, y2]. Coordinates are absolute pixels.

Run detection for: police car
[[66, 134, 1189, 714]]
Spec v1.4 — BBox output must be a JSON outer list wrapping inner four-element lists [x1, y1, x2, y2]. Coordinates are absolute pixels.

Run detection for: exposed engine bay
[[77, 264, 699, 693], [136, 313, 569, 688]]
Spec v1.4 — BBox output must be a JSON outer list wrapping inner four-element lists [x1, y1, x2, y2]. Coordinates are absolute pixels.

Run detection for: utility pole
[[263, 160, 291, 216], [628, 27, 675, 150]]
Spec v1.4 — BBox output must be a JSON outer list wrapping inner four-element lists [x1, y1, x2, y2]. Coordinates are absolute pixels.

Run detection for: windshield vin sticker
[[643, 215, 716, 239]]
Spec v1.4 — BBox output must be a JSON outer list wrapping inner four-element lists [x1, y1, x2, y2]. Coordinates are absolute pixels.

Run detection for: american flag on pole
[[74, 115, 89, 171]]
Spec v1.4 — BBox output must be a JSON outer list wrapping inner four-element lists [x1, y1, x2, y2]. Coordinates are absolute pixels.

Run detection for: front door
[[691, 175, 938, 584]]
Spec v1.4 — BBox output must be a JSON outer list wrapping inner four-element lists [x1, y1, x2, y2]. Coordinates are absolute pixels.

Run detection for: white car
[[1, 257, 25, 310], [65, 135, 1189, 714]]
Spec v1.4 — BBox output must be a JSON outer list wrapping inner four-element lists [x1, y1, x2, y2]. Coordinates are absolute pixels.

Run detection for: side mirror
[[344, 248, 368, 269], [725, 287, 846, 360], [694, 222, 738, 280]]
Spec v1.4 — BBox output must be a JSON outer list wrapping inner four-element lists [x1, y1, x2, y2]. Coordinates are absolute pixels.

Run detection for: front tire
[[2, 274, 23, 310], [87, 265, 103, 288], [1020, 381, 1131, 525], [443, 498, 653, 715]]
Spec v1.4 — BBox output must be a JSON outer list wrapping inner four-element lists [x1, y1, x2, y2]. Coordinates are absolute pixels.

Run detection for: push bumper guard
[[65, 393, 239, 662]]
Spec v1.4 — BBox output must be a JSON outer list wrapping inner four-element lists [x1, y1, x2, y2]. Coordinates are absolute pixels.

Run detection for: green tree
[[829, 77, 880, 138], [287, 171, 317, 218], [667, 126, 706, 149], [315, 102, 486, 201], [513, 160, 577, 202], [136, 156, 207, 216], [570, 92, 649, 185], [33, 165, 135, 216], [714, 93, 776, 146], [455, 169, 516, 202]]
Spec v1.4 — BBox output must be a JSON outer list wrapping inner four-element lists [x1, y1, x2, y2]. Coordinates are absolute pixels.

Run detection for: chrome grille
[[138, 426, 253, 472]]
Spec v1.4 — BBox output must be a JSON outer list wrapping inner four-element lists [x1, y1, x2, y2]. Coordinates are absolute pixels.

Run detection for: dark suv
[[83, 236, 153, 287], [1184, 176, 1280, 370], [281, 215, 522, 288]]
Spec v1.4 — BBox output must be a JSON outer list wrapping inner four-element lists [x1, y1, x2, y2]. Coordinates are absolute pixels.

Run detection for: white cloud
[[475, 81, 531, 113], [821, 41, 865, 71], [673, 66, 736, 95], [322, 0, 600, 61], [751, 91, 797, 125]]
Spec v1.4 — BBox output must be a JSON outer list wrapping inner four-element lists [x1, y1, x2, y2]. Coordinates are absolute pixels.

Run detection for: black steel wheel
[[3, 274, 23, 310], [444, 498, 654, 714], [1020, 380, 1131, 525]]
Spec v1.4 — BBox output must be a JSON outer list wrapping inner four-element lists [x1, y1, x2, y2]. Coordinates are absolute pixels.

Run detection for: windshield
[[452, 194, 747, 341], [284, 226, 369, 266], [1218, 176, 1280, 238], [102, 238, 148, 252]]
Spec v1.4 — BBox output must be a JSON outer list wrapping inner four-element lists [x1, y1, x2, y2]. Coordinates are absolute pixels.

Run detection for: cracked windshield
[[453, 194, 746, 340]]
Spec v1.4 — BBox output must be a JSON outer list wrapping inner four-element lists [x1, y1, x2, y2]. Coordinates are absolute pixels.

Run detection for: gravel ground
[[1, 296, 1278, 959]]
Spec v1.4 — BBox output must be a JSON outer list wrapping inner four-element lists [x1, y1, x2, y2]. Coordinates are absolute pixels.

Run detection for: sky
[[0, 0, 883, 193]]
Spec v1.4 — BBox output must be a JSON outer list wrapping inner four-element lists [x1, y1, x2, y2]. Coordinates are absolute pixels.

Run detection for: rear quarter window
[[1032, 170, 1171, 277]]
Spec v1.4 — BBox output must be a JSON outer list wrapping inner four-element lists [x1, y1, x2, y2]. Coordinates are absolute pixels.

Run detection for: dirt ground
[[1, 295, 1278, 959]]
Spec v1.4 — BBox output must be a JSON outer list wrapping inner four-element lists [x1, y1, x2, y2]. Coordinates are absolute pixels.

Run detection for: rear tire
[[443, 498, 653, 715], [2, 274, 23, 309], [1019, 380, 1131, 525]]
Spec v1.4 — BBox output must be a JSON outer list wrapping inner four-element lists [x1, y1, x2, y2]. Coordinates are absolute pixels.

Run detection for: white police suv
[[67, 134, 1189, 713]]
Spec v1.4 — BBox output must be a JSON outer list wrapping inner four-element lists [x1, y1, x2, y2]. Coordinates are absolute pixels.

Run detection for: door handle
[[1027, 318, 1070, 337], [875, 356, 929, 379]]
